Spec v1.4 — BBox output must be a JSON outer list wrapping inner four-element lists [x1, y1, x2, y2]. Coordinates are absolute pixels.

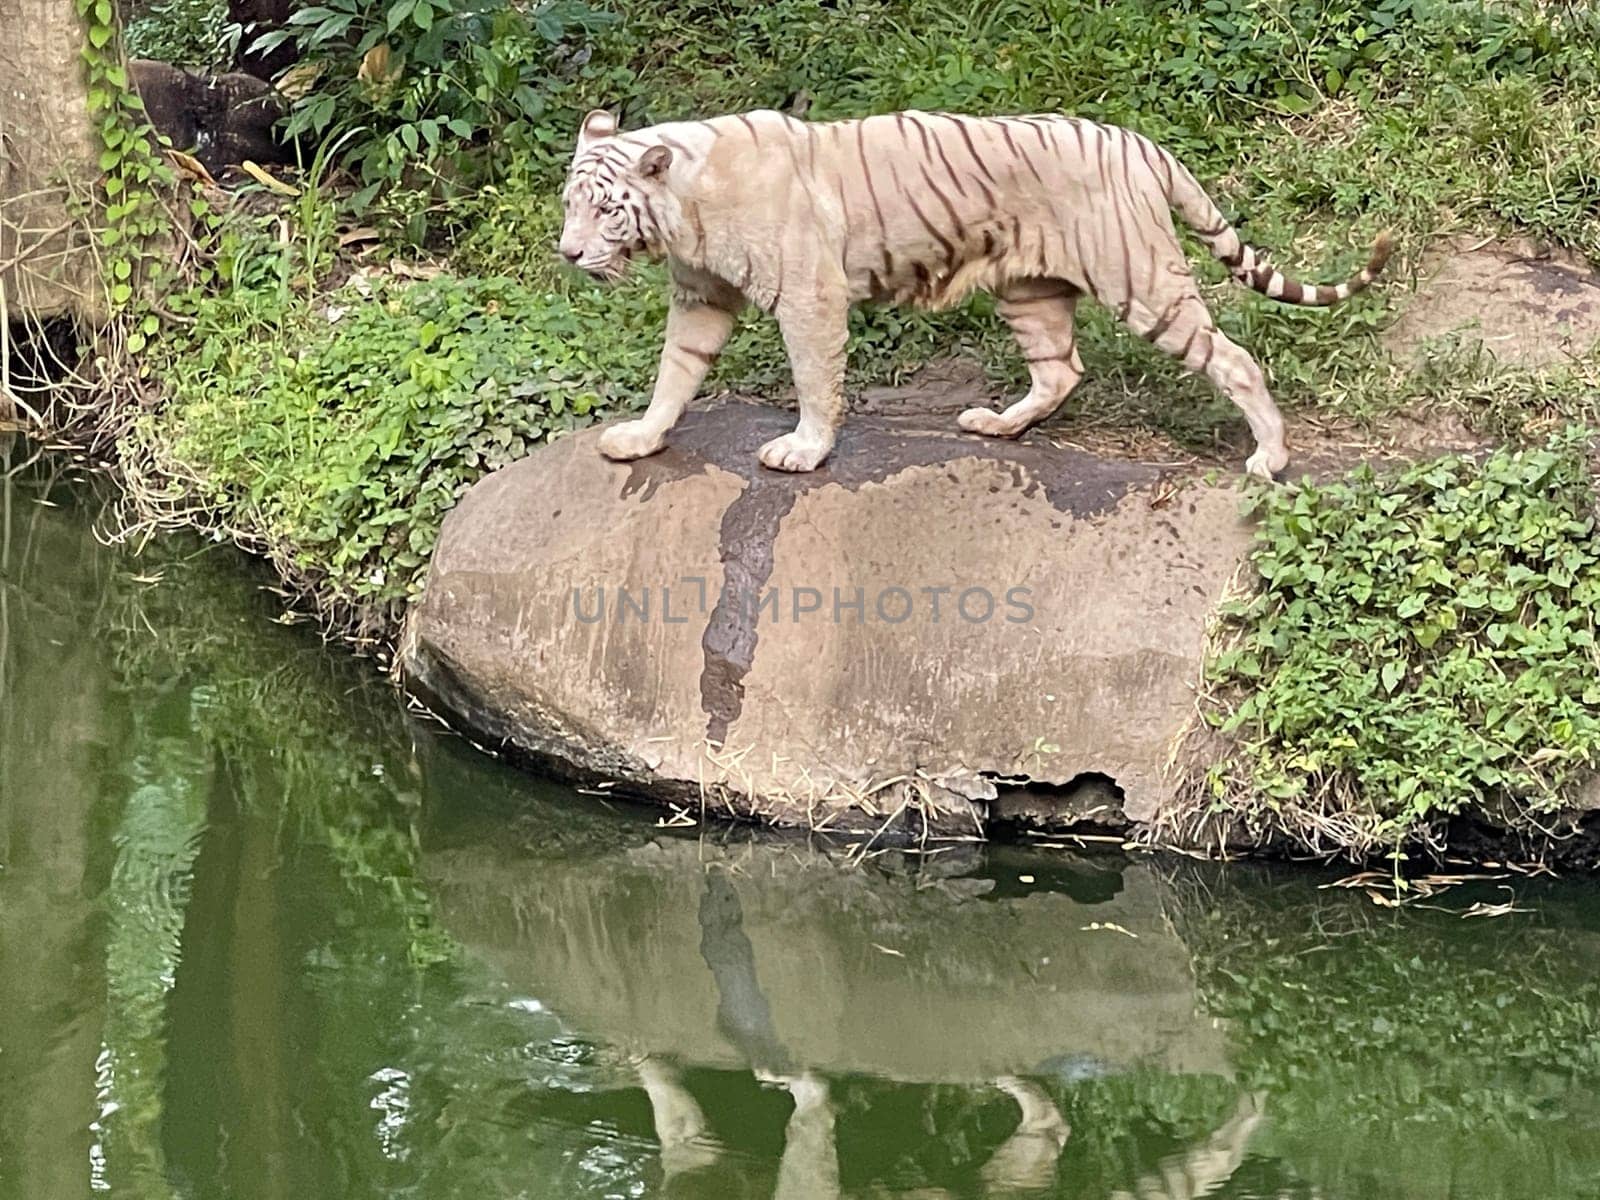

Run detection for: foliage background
[[123, 0, 240, 69]]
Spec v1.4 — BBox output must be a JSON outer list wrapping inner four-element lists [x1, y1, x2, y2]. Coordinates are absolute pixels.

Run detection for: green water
[[6, 454, 1600, 1200]]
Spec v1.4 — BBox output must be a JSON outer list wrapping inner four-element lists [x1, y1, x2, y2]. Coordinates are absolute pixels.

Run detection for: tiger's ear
[[578, 108, 617, 147], [636, 144, 673, 181]]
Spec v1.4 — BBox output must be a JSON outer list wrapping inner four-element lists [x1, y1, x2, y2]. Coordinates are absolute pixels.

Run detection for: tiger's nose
[[559, 246, 583, 265]]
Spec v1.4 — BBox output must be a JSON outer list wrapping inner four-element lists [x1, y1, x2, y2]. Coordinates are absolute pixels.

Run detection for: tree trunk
[[0, 0, 104, 331]]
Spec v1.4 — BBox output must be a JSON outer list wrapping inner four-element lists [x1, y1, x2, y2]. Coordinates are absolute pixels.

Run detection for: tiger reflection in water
[[639, 1057, 1266, 1199], [634, 870, 1266, 1198]]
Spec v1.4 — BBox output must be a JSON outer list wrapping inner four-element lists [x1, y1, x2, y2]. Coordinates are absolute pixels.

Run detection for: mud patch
[[1386, 237, 1600, 367], [853, 355, 994, 417], [1282, 409, 1490, 483]]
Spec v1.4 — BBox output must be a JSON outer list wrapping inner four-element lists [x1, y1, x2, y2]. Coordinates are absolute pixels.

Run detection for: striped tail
[[1160, 141, 1393, 307]]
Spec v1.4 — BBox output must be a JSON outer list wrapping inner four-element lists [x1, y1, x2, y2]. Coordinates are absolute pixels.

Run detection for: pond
[[4, 451, 1600, 1200]]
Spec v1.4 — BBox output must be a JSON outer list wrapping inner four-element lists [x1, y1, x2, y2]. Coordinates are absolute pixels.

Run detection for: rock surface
[[1385, 237, 1600, 367], [403, 403, 1255, 837]]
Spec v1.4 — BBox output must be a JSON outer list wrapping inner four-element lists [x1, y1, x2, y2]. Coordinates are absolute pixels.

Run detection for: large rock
[[401, 404, 1255, 836]]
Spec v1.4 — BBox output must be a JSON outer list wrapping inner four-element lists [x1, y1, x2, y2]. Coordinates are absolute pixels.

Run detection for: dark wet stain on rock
[[1516, 260, 1600, 300], [700, 475, 801, 745], [622, 404, 1162, 743]]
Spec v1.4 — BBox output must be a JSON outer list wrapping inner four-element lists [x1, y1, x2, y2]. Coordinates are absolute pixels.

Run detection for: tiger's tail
[[1155, 137, 1393, 307]]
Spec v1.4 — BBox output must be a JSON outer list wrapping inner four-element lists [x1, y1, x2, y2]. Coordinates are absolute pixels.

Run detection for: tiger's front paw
[[758, 430, 833, 472], [598, 420, 666, 462], [958, 406, 1021, 438], [1244, 444, 1289, 480]]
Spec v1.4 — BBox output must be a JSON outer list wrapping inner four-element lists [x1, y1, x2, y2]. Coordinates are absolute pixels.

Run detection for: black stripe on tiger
[[855, 122, 888, 240], [937, 113, 998, 184], [1011, 132, 1047, 187], [924, 121, 970, 200], [917, 163, 966, 241], [1142, 297, 1184, 344], [676, 344, 720, 366], [903, 187, 958, 268]]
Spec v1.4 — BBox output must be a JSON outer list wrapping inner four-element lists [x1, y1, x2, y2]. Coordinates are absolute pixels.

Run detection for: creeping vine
[[76, 0, 177, 343]]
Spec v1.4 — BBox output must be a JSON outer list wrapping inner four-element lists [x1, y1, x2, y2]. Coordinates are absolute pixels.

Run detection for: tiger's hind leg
[[958, 282, 1082, 439], [1128, 291, 1289, 479]]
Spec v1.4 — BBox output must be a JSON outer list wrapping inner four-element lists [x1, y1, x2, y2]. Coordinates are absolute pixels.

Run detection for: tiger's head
[[559, 109, 677, 283]]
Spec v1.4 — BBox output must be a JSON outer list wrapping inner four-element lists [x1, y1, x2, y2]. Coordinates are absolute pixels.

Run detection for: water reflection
[[422, 834, 1230, 1079], [633, 1061, 1269, 1200], [0, 453, 112, 1200], [421, 801, 1251, 1197], [6, 459, 1600, 1200]]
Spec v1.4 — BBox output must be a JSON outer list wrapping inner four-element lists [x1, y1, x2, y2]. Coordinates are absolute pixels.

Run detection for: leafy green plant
[[1194, 430, 1600, 855], [138, 263, 643, 626], [123, 0, 241, 70], [255, 0, 615, 238]]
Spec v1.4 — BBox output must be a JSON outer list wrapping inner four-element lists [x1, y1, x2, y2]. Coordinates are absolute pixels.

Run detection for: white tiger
[[558, 107, 1392, 478]]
